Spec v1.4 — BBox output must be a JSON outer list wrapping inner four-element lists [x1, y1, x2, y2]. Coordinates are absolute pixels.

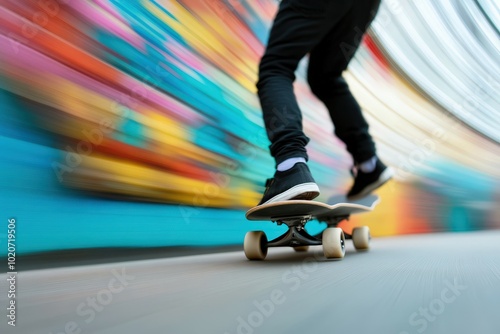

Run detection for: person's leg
[[310, 75, 376, 163], [307, 0, 381, 164], [256, 0, 352, 204], [306, 0, 393, 199], [257, 0, 350, 166]]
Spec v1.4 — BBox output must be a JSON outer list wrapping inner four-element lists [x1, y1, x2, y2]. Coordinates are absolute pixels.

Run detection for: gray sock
[[277, 157, 306, 172], [359, 156, 377, 173]]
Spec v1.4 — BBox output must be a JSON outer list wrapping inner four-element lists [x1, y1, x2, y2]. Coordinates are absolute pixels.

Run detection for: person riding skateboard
[[257, 0, 393, 205]]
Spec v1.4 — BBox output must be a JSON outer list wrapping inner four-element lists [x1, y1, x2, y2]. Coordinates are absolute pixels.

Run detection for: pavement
[[1, 230, 499, 334]]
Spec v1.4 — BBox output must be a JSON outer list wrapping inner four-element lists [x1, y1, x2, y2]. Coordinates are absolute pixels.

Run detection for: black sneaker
[[258, 163, 320, 205], [347, 159, 393, 200]]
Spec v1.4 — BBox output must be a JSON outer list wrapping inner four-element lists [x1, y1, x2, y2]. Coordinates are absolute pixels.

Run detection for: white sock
[[277, 157, 306, 172], [359, 156, 377, 173]]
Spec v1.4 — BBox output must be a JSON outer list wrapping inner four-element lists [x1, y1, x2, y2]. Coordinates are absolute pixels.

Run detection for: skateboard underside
[[263, 214, 349, 247], [243, 196, 379, 261], [243, 213, 371, 260]]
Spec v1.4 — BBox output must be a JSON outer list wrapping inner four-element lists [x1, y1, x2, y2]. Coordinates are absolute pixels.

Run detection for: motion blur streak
[[1, 1, 499, 254]]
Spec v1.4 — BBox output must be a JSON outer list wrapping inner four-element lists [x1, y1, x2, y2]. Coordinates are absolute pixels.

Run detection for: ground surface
[[1, 231, 499, 334]]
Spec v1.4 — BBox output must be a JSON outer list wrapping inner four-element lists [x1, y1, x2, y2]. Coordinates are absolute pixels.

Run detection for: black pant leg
[[257, 0, 351, 166], [307, 0, 381, 163]]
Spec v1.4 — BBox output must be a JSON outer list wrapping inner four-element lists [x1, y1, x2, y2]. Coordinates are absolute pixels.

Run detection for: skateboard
[[244, 194, 379, 260]]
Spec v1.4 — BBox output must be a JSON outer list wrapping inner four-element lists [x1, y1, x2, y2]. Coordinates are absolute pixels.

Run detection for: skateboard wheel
[[244, 231, 268, 260], [352, 226, 370, 250], [293, 246, 309, 252], [322, 227, 345, 259]]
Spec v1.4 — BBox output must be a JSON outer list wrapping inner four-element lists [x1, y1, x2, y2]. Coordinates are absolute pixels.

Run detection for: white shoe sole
[[262, 183, 320, 205]]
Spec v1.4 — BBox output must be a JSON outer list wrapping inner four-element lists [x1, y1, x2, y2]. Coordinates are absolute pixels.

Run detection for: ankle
[[358, 156, 377, 173], [277, 157, 307, 172]]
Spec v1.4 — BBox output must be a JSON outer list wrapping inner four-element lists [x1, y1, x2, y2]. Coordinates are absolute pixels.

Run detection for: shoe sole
[[347, 167, 394, 201], [262, 183, 320, 205]]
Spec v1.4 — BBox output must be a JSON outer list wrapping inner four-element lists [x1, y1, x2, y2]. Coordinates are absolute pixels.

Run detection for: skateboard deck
[[243, 195, 379, 261], [246, 194, 379, 221], [316, 194, 379, 223]]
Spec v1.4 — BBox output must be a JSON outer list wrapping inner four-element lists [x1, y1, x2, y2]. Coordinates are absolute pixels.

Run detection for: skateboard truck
[[316, 214, 351, 239], [318, 214, 350, 226], [268, 215, 322, 248]]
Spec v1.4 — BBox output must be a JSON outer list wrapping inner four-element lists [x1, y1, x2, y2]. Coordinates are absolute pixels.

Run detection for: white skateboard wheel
[[244, 231, 268, 260], [293, 246, 310, 252], [352, 226, 370, 250], [322, 227, 345, 259]]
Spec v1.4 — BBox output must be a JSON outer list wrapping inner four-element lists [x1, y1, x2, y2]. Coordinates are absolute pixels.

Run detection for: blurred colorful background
[[1, 0, 499, 255]]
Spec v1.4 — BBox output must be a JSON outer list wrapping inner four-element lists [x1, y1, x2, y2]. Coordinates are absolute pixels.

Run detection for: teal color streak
[[0, 135, 285, 256]]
